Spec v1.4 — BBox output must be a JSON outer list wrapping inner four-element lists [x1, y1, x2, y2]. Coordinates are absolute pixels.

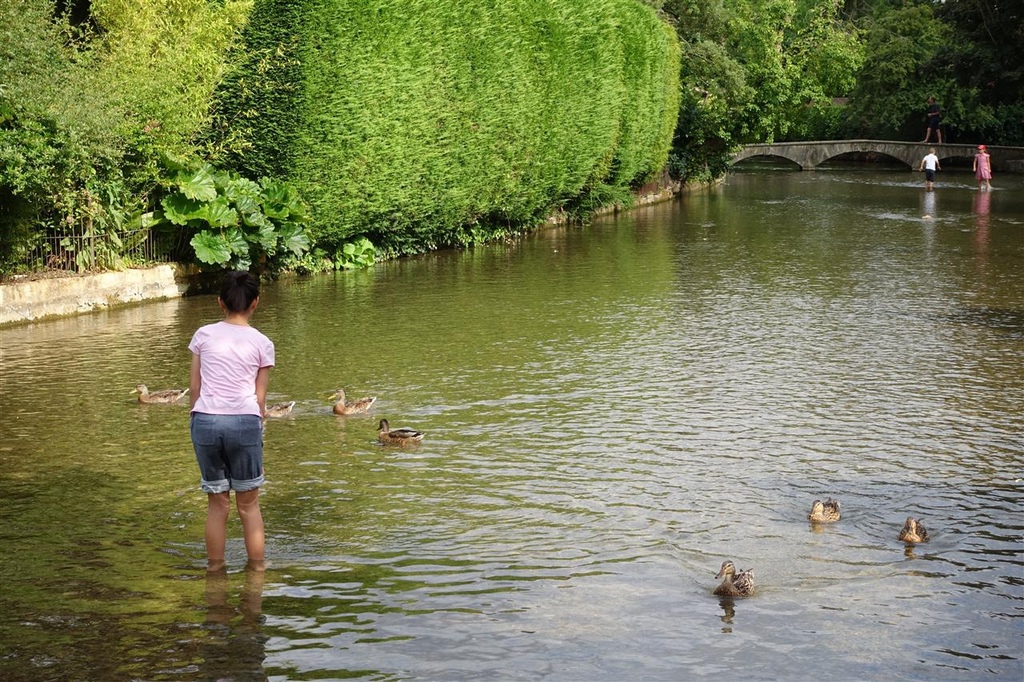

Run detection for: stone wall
[[0, 265, 187, 327]]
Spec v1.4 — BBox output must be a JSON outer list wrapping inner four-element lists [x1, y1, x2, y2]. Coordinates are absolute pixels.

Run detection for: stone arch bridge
[[730, 140, 1024, 172]]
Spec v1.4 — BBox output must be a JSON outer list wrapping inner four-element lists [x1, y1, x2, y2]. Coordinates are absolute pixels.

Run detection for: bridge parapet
[[730, 140, 1023, 172]]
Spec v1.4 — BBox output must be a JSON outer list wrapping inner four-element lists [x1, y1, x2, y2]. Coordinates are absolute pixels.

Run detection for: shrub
[[0, 0, 255, 273], [0, 0, 129, 269], [156, 155, 311, 273]]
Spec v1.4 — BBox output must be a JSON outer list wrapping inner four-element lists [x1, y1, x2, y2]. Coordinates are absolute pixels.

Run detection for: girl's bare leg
[[205, 492, 231, 572], [236, 488, 266, 571]]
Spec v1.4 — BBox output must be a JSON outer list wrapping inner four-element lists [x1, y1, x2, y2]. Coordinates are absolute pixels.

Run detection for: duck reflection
[[718, 597, 736, 633], [201, 568, 267, 680]]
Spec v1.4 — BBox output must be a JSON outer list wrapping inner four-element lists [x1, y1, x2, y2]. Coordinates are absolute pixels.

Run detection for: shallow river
[[1, 167, 1022, 681]]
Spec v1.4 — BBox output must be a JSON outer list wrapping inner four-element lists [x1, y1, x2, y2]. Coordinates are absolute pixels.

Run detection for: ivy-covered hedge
[[213, 0, 680, 257]]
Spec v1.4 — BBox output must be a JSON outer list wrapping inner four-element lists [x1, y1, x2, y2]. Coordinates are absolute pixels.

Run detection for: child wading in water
[[973, 144, 993, 191], [918, 147, 941, 190], [189, 271, 275, 572]]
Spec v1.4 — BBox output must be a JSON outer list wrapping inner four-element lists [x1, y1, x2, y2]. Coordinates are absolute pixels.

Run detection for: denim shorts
[[190, 413, 265, 493]]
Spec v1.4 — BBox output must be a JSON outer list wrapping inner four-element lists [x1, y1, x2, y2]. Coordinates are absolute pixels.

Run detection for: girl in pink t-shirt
[[189, 271, 275, 572]]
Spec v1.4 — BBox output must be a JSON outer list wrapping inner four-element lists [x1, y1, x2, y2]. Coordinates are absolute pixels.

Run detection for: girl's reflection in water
[[202, 568, 268, 680], [974, 190, 991, 258]]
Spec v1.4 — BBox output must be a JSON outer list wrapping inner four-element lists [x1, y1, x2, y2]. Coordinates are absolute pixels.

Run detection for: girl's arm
[[189, 354, 202, 410], [255, 365, 272, 418]]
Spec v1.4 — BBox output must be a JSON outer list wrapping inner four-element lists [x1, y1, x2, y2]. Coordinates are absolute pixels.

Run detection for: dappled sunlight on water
[[1, 170, 1022, 680]]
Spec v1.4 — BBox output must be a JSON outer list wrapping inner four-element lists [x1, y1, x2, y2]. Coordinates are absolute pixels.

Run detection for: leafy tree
[[0, 0, 330, 278], [89, 0, 253, 162], [937, 0, 1023, 106], [724, 0, 865, 142], [842, 3, 951, 139], [664, 0, 748, 179], [935, 0, 1024, 144], [724, 0, 801, 142], [663, 0, 863, 179], [786, 0, 864, 138], [838, 0, 1020, 145]]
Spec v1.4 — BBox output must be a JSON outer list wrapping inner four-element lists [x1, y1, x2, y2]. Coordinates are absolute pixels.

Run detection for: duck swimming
[[713, 560, 755, 597], [265, 401, 295, 418], [808, 498, 842, 523], [377, 419, 424, 445], [898, 517, 929, 544], [330, 389, 377, 415], [133, 384, 188, 404]]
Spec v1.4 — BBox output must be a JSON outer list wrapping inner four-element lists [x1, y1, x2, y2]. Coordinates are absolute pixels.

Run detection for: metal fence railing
[[21, 227, 184, 274]]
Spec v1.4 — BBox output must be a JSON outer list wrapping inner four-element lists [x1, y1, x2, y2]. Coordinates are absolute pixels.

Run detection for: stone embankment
[[0, 265, 187, 326]]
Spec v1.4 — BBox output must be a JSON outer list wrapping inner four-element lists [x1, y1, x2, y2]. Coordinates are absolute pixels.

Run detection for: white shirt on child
[[189, 321, 275, 417], [923, 153, 939, 171]]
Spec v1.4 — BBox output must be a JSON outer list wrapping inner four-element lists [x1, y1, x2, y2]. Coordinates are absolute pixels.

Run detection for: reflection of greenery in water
[[1, 172, 1023, 679], [0, 401, 201, 679]]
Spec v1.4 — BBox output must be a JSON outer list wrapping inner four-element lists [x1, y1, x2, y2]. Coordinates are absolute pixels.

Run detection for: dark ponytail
[[219, 270, 260, 313]]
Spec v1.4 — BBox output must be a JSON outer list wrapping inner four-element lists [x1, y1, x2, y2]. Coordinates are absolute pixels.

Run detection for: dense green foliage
[[843, 0, 1023, 144], [658, 0, 1022, 181], [213, 0, 681, 257], [2, 0, 1020, 276], [0, 0, 126, 270], [842, 3, 950, 139], [80, 0, 252, 167], [659, 0, 866, 181], [0, 0, 263, 273]]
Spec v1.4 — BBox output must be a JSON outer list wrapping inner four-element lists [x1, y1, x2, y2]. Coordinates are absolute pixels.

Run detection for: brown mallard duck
[[713, 560, 755, 597], [330, 389, 377, 415], [898, 517, 929, 544], [808, 498, 842, 523], [265, 401, 296, 418], [377, 419, 424, 445], [133, 384, 188, 404]]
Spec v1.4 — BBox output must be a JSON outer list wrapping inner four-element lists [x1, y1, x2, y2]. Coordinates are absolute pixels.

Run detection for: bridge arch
[[731, 148, 909, 169], [729, 153, 803, 169]]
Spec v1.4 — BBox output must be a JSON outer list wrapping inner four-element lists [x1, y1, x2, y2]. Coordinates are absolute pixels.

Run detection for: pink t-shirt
[[189, 321, 275, 417]]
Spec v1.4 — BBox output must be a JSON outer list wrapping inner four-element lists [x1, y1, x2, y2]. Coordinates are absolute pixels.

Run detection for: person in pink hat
[[973, 145, 992, 191]]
